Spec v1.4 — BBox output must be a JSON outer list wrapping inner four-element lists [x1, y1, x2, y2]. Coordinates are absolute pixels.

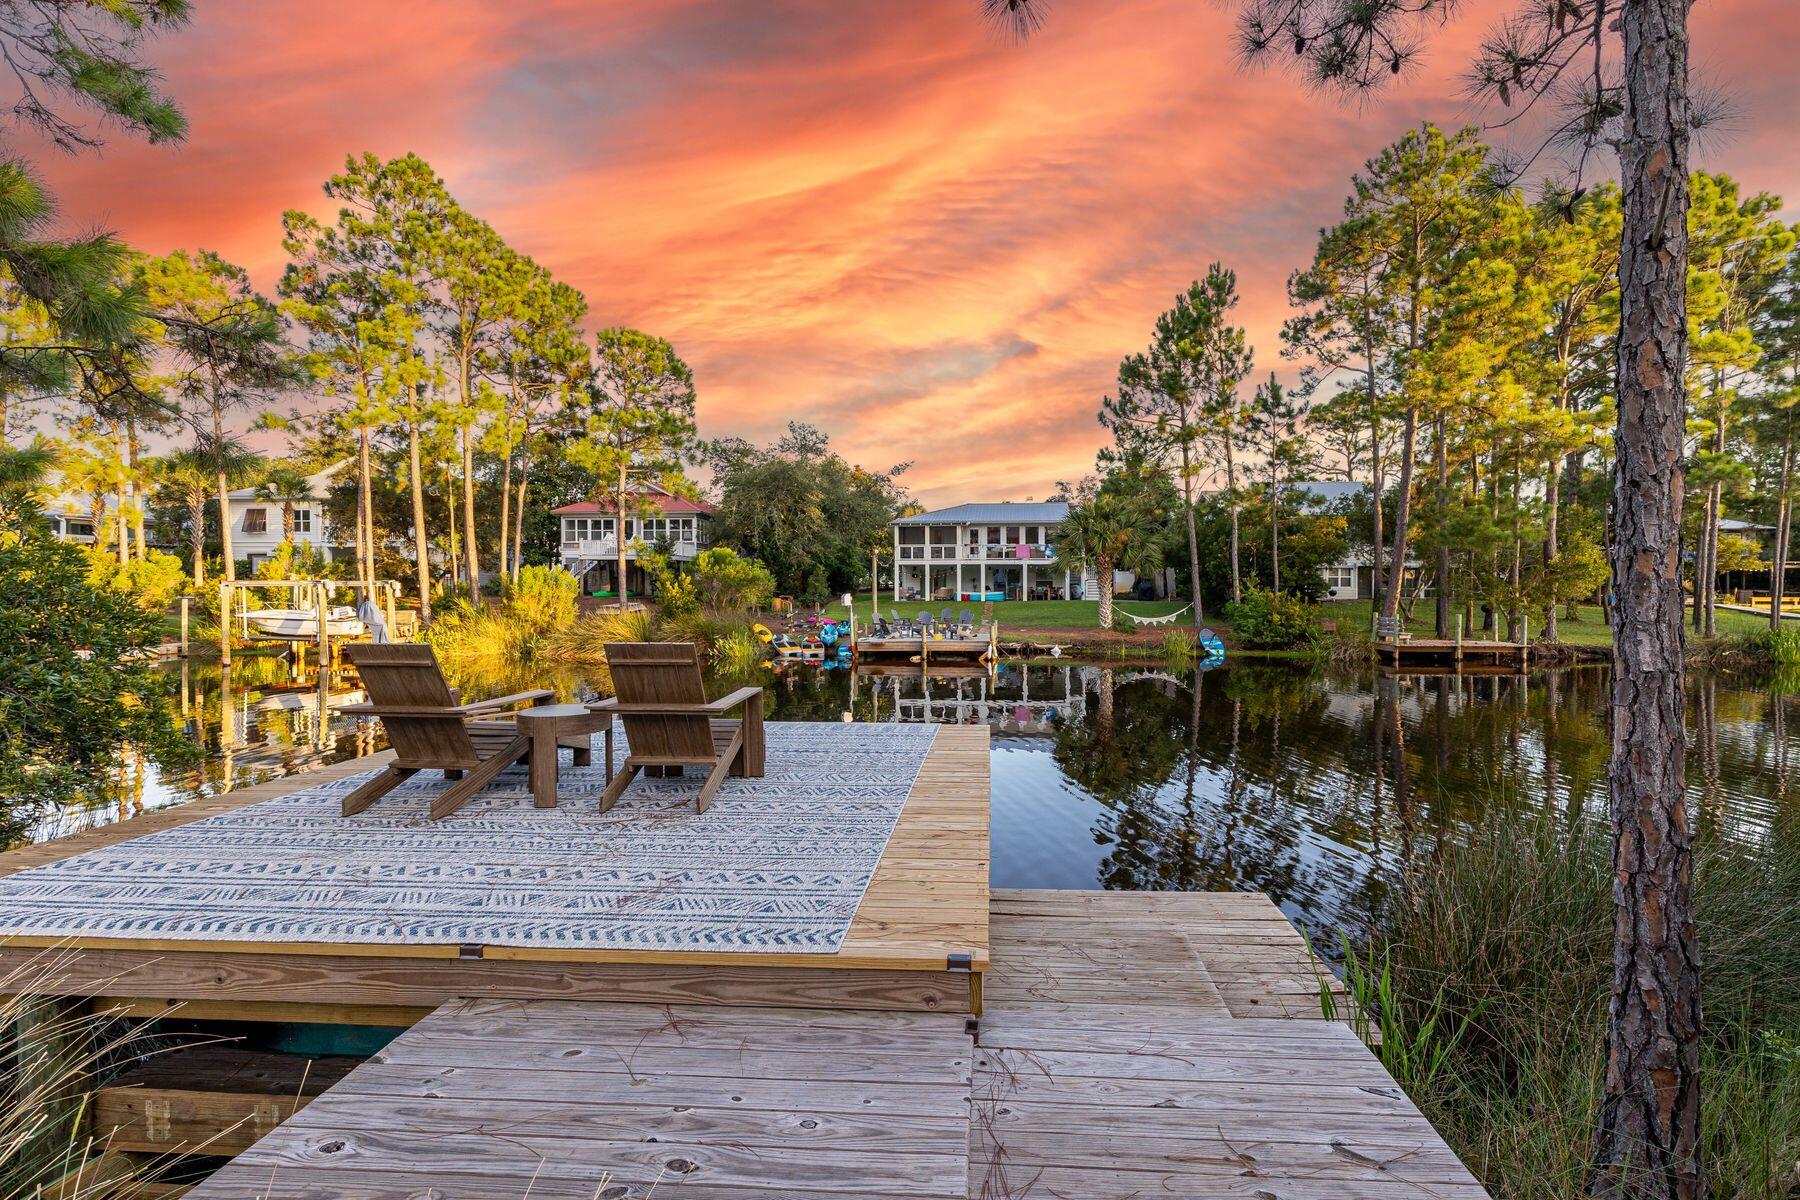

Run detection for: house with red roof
[[552, 482, 716, 597]]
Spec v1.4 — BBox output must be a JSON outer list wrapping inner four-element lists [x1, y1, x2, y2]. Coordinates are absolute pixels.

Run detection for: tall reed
[[1340, 812, 1800, 1197]]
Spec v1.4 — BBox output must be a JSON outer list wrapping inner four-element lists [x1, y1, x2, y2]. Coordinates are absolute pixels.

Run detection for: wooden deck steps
[[971, 889, 1489, 1198], [179, 999, 976, 1200]]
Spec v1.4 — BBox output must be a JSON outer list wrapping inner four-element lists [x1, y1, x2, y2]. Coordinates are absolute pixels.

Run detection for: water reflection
[[16, 654, 1799, 947]]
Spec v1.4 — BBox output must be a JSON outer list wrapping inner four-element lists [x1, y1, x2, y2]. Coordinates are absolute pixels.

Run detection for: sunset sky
[[40, 0, 1800, 507]]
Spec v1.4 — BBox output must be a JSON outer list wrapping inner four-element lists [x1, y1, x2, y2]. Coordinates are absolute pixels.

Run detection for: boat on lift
[[241, 606, 365, 640]]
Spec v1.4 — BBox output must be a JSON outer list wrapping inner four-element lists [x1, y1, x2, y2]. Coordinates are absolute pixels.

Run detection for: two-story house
[[225, 462, 345, 571], [891, 502, 1086, 602], [555, 484, 716, 597]]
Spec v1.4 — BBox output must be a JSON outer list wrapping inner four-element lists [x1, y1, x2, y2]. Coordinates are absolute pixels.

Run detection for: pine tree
[[565, 329, 699, 608]]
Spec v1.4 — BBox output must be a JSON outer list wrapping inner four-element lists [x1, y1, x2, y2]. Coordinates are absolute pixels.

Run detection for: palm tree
[[154, 440, 258, 587], [255, 462, 315, 542], [1054, 487, 1164, 629]]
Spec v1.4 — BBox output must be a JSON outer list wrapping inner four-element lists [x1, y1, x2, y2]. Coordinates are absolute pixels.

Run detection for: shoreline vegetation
[[1337, 813, 1800, 1198]]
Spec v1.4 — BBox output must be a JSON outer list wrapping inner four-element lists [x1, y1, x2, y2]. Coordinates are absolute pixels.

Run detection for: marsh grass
[[0, 960, 215, 1200], [1344, 812, 1800, 1197]]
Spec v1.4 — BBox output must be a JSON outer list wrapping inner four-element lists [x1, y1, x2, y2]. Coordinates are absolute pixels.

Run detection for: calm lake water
[[25, 653, 1796, 945]]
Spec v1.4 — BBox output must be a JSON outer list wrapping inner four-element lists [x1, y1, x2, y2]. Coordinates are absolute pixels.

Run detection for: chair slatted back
[[606, 642, 716, 761], [344, 643, 479, 768]]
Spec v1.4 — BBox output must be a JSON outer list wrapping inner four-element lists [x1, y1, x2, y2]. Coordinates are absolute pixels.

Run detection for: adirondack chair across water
[[591, 643, 765, 814]]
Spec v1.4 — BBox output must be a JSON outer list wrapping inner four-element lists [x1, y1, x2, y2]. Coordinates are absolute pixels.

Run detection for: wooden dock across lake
[[0, 724, 1490, 1199]]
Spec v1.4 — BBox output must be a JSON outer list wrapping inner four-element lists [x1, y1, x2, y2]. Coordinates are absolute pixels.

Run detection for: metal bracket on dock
[[458, 943, 485, 960], [946, 952, 973, 972]]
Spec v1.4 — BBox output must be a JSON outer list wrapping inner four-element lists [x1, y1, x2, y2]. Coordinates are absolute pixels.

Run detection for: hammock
[[1116, 603, 1193, 627]]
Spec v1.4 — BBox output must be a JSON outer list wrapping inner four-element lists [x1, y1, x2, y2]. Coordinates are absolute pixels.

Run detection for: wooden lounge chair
[[590, 643, 765, 814], [339, 643, 556, 820]]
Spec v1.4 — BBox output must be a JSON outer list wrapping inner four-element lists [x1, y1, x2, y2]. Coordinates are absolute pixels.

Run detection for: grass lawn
[[825, 597, 1189, 631], [1321, 598, 1772, 648]]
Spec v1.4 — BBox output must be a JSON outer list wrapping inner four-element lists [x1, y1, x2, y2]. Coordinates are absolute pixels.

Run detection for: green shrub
[[1161, 628, 1196, 664], [501, 565, 578, 638], [656, 570, 700, 617], [691, 547, 775, 613], [1746, 625, 1800, 665], [83, 546, 187, 612], [1223, 587, 1319, 649]]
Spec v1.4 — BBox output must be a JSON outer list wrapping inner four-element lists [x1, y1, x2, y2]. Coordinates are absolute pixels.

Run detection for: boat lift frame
[[201, 578, 402, 665]]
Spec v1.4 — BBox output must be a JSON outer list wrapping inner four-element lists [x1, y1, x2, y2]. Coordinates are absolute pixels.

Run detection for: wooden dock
[[0, 726, 1490, 1199], [1377, 636, 1529, 670]]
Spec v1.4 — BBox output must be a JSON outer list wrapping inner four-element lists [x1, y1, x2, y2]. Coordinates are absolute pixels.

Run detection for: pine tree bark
[[461, 424, 480, 593], [407, 421, 432, 626], [1434, 412, 1451, 637], [1224, 440, 1241, 603], [1772, 414, 1794, 631], [1179, 440, 1203, 626], [616, 462, 630, 607], [1589, 0, 1701, 1194], [356, 425, 374, 589], [1380, 406, 1418, 623]]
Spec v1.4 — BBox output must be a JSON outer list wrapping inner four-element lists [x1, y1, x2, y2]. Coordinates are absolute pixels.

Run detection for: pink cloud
[[35, 0, 1799, 506]]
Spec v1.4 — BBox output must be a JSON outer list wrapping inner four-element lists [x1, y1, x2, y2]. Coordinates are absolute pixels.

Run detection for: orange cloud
[[38, 0, 1799, 506]]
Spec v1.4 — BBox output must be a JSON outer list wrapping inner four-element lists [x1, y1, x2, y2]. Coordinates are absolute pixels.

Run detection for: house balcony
[[897, 544, 1056, 562], [560, 538, 704, 562]]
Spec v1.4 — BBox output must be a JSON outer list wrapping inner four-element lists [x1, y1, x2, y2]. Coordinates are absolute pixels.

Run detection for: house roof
[[227, 460, 348, 502], [1289, 480, 1368, 502], [893, 502, 1070, 526], [553, 494, 717, 516], [1719, 518, 1775, 533]]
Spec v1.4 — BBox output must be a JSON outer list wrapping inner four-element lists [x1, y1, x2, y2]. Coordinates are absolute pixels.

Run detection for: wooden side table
[[514, 704, 614, 808]]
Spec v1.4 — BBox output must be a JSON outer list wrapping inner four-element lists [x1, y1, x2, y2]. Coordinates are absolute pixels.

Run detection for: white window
[[1322, 566, 1358, 596], [292, 508, 313, 534], [242, 507, 268, 534]]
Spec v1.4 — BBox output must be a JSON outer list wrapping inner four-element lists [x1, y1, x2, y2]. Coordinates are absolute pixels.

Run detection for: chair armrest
[[456, 689, 555, 714], [704, 686, 766, 713], [339, 704, 469, 719]]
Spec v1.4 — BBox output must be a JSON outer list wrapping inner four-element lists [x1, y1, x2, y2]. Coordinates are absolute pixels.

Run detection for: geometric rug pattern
[[0, 722, 938, 954]]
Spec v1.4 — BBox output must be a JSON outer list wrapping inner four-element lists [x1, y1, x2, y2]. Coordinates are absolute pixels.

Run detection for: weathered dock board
[[973, 889, 1488, 1199], [180, 999, 976, 1200], [990, 888, 1345, 1019], [0, 725, 991, 1018]]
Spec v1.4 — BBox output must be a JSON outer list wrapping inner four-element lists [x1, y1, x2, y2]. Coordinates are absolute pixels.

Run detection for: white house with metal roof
[[891, 502, 1085, 602]]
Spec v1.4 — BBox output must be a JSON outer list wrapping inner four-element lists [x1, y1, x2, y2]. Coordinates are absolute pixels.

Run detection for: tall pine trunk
[[356, 425, 374, 589], [1434, 412, 1450, 636], [497, 436, 513, 586], [127, 417, 146, 561], [461, 424, 480, 594], [1269, 484, 1281, 593], [212, 392, 235, 585], [1368, 353, 1387, 611], [1589, 1, 1701, 1193], [1223, 440, 1241, 603], [1771, 413, 1794, 631], [1179, 441, 1202, 625], [407, 421, 432, 626], [616, 463, 630, 607], [1380, 406, 1419, 623]]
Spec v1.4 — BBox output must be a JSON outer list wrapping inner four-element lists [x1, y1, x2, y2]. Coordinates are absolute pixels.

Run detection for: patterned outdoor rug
[[0, 722, 939, 954]]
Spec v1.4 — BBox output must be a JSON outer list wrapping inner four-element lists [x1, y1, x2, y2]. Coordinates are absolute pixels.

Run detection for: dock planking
[[973, 889, 1488, 1199], [179, 999, 977, 1200]]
